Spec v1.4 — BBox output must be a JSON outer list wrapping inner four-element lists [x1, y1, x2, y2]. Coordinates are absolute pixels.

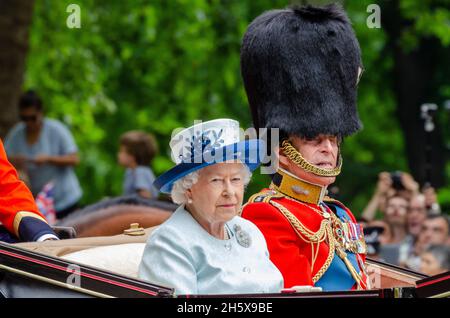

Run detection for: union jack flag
[[36, 182, 56, 225]]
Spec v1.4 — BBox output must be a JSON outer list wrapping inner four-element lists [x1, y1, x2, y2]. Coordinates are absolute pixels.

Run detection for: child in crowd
[[420, 245, 450, 276], [118, 131, 159, 199]]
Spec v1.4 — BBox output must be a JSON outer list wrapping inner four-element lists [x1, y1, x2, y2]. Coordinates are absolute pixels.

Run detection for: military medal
[[334, 221, 368, 254], [356, 240, 367, 254], [234, 225, 251, 248]]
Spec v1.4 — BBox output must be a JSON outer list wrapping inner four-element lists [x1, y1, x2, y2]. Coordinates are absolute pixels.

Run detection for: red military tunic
[[0, 139, 56, 242], [241, 171, 369, 290]]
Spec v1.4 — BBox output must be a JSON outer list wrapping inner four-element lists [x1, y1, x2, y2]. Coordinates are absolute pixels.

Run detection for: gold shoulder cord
[[269, 200, 366, 289]]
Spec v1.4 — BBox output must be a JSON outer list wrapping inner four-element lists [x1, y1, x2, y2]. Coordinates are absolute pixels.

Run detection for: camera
[[390, 171, 405, 190]]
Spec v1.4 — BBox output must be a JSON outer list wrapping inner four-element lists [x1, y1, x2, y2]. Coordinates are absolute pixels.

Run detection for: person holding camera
[[384, 194, 409, 245], [363, 173, 421, 266], [361, 171, 419, 223], [372, 194, 410, 265], [397, 194, 429, 270]]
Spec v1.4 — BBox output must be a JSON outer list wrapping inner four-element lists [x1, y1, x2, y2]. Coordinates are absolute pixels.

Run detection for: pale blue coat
[[138, 205, 283, 295]]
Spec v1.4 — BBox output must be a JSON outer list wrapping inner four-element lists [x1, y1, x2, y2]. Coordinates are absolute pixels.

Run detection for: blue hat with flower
[[154, 119, 265, 194]]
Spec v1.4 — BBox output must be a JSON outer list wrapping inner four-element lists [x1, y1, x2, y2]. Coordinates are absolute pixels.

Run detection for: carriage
[[1, 196, 448, 298]]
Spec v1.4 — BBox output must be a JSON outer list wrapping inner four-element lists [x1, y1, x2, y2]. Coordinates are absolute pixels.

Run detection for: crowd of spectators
[[360, 171, 449, 275]]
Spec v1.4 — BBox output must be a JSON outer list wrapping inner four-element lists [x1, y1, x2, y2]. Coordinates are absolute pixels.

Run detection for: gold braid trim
[[248, 190, 284, 203], [270, 201, 327, 240], [269, 201, 366, 288], [247, 192, 264, 204], [240, 190, 285, 216], [13, 211, 49, 238], [281, 140, 342, 177], [269, 201, 334, 283], [314, 225, 336, 283]]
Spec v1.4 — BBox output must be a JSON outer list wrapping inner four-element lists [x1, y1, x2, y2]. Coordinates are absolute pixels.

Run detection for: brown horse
[[57, 195, 176, 237]]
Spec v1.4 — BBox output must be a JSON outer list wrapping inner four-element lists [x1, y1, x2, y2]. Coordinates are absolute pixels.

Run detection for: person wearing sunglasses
[[4, 90, 82, 220]]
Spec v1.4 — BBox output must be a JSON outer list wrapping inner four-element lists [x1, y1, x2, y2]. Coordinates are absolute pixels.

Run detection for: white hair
[[170, 163, 252, 205]]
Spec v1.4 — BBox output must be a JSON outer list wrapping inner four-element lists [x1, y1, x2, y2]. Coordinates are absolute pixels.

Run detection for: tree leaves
[[23, 0, 450, 211]]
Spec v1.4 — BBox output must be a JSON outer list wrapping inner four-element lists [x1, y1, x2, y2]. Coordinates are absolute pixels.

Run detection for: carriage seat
[[61, 243, 146, 278]]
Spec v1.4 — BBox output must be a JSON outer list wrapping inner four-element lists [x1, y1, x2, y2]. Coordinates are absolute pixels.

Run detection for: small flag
[[36, 181, 56, 225]]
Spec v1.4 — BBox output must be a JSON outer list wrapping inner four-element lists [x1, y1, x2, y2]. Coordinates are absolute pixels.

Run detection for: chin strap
[[281, 140, 342, 177]]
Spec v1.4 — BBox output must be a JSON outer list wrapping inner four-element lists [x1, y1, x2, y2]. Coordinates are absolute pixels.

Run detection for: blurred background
[[0, 0, 449, 215]]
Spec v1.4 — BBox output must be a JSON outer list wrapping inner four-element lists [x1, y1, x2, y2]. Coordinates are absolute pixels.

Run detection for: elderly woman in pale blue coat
[[138, 119, 283, 295]]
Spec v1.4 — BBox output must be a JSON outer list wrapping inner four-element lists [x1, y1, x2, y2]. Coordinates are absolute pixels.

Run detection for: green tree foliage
[[23, 0, 450, 213]]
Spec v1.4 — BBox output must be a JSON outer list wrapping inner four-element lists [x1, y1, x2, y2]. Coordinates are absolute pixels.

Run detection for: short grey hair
[[171, 164, 252, 205]]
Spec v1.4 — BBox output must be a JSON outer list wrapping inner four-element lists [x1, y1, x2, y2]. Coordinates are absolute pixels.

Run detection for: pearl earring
[[187, 198, 193, 204]]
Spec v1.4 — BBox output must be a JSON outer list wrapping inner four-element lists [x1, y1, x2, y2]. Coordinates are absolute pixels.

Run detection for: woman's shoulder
[[230, 216, 266, 241], [231, 215, 259, 228], [150, 207, 196, 240], [228, 217, 270, 254], [145, 207, 201, 263]]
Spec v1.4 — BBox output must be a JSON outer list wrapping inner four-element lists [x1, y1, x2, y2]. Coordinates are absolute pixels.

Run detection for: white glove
[[281, 285, 323, 293]]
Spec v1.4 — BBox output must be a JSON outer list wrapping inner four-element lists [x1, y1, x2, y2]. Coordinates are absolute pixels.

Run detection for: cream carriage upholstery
[[61, 243, 146, 278], [15, 227, 157, 278]]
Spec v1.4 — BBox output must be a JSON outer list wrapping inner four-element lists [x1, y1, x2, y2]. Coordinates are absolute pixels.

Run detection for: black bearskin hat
[[240, 4, 363, 139]]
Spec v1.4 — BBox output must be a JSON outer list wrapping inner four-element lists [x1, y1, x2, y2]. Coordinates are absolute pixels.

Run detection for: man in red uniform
[[0, 139, 57, 242], [240, 4, 369, 291]]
